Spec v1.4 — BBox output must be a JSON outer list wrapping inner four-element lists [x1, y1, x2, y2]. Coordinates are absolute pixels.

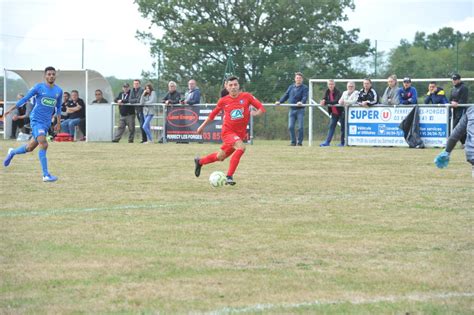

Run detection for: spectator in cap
[[398, 77, 418, 105], [450, 73, 469, 145], [112, 83, 135, 143]]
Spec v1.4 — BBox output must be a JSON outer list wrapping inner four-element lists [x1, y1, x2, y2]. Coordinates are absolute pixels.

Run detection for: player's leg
[[194, 140, 234, 177], [4, 124, 40, 167], [225, 140, 245, 185], [128, 114, 136, 143], [36, 134, 56, 182], [322, 115, 337, 146]]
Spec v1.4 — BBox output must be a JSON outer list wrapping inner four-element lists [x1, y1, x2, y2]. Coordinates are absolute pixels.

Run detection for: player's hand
[[196, 124, 205, 135], [451, 101, 458, 108], [296, 101, 303, 107], [434, 151, 450, 169], [320, 99, 326, 106], [54, 123, 61, 132], [275, 101, 280, 106]]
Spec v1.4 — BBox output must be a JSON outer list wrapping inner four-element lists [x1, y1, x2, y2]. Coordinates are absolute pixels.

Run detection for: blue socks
[[38, 149, 49, 176], [12, 144, 27, 155]]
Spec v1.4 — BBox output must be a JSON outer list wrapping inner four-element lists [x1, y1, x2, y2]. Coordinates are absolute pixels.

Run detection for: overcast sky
[[0, 0, 473, 79]]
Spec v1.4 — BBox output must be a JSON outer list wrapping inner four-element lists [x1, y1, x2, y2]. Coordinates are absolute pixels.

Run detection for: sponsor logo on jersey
[[230, 108, 244, 120], [239, 99, 244, 104], [41, 97, 57, 107]]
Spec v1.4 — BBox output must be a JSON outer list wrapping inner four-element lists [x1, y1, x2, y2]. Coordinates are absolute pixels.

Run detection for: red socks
[[227, 149, 244, 177], [200, 152, 219, 165]]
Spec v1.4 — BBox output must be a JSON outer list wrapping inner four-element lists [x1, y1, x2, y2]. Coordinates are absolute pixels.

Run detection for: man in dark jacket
[[130, 79, 146, 143], [398, 77, 418, 105], [320, 79, 343, 146], [163, 81, 181, 106], [275, 72, 309, 146], [450, 73, 469, 144], [424, 82, 449, 104], [112, 83, 135, 143]]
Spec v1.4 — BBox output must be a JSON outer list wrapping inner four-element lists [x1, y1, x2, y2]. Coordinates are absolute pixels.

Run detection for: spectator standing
[[450, 73, 469, 145], [60, 90, 85, 138], [140, 83, 157, 143], [130, 79, 146, 143], [112, 83, 135, 143], [275, 72, 309, 146], [357, 79, 378, 107], [424, 82, 449, 104], [381, 75, 400, 105], [320, 80, 343, 147], [181, 79, 201, 105], [10, 93, 32, 139], [162, 81, 181, 106], [398, 77, 418, 105]]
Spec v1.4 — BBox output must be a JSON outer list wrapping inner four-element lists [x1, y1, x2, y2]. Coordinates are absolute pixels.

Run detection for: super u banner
[[347, 106, 448, 147]]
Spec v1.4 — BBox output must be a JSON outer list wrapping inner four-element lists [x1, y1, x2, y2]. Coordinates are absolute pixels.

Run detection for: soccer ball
[[209, 171, 226, 187]]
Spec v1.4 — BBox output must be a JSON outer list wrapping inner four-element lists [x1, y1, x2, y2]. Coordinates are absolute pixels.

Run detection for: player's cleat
[[319, 142, 330, 147], [337, 143, 345, 147], [434, 151, 450, 169], [194, 157, 202, 177], [42, 174, 58, 182], [3, 148, 14, 167], [225, 175, 236, 186]]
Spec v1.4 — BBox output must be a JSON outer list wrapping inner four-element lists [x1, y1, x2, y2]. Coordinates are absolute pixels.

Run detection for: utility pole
[[374, 40, 378, 78], [81, 38, 84, 69]]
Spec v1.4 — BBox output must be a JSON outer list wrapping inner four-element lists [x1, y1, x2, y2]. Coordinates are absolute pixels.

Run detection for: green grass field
[[1, 139, 473, 314]]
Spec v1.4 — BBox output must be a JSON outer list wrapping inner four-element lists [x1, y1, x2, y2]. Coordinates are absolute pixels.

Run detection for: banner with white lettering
[[165, 106, 249, 143], [347, 107, 448, 147]]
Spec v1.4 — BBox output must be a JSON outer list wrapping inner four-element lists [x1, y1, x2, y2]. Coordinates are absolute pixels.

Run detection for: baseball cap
[[122, 83, 130, 88], [451, 74, 461, 80], [403, 77, 411, 83]]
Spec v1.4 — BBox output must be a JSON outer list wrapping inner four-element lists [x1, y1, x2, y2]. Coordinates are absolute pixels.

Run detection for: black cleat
[[194, 157, 202, 177], [225, 176, 236, 186]]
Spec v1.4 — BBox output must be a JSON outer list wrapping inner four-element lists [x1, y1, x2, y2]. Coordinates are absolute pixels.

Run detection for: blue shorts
[[31, 121, 50, 140]]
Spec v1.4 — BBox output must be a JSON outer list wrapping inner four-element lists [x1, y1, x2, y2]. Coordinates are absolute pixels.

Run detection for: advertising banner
[[165, 106, 249, 143], [347, 106, 448, 147]]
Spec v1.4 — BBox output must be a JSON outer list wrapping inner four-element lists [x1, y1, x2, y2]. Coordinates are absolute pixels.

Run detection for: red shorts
[[220, 131, 245, 156]]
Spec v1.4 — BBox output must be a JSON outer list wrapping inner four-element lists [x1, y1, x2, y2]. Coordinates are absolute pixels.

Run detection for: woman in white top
[[140, 83, 157, 143]]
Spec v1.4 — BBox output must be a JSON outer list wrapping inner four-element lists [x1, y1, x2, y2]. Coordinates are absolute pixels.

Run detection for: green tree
[[386, 28, 474, 79], [135, 0, 371, 102]]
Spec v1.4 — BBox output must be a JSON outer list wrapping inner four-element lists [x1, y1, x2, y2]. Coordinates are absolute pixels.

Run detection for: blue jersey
[[16, 83, 63, 124]]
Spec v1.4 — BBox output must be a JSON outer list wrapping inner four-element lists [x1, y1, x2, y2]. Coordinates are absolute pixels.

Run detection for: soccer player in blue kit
[[3, 66, 63, 182]]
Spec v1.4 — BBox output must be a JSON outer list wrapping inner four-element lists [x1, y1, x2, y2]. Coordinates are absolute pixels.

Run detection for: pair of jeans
[[288, 108, 305, 145], [324, 114, 345, 144], [136, 108, 147, 142], [61, 118, 81, 137], [142, 114, 154, 141]]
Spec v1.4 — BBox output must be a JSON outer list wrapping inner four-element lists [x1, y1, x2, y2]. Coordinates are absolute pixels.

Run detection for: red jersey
[[209, 92, 265, 134]]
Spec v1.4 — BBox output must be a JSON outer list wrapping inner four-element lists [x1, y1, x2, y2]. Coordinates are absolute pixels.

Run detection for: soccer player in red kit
[[194, 76, 266, 185]]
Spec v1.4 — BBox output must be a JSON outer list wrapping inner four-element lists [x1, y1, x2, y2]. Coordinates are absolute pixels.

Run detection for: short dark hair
[[134, 79, 141, 83], [63, 91, 70, 97], [364, 78, 372, 84], [226, 76, 239, 82], [71, 90, 79, 94], [44, 66, 56, 73], [95, 89, 103, 94], [429, 81, 437, 85], [295, 72, 304, 77]]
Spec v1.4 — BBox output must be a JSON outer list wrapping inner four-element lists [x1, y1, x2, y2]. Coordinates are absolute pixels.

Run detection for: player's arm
[[197, 103, 222, 134], [250, 95, 266, 117], [4, 85, 37, 117]]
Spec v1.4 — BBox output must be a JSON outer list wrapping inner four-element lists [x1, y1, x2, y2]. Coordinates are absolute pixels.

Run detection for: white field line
[[207, 292, 474, 314], [0, 200, 228, 218]]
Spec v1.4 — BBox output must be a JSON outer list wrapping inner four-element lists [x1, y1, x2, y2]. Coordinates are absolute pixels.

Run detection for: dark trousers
[[11, 118, 27, 139], [453, 107, 467, 144]]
